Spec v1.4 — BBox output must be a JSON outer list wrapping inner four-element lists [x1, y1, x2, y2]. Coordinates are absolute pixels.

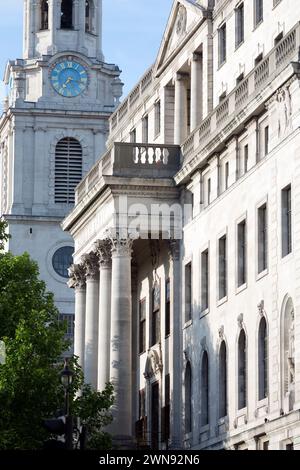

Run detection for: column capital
[[82, 252, 99, 280], [168, 239, 180, 261], [175, 71, 189, 82], [106, 230, 133, 257], [68, 263, 86, 289], [94, 239, 112, 268], [192, 52, 202, 61]]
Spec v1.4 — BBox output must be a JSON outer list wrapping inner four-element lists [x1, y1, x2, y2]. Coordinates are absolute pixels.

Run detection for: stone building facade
[[0, 0, 122, 333], [63, 0, 300, 449]]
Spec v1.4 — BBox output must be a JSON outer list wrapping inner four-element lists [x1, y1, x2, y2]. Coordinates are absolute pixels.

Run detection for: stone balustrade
[[75, 142, 181, 204], [182, 22, 300, 162]]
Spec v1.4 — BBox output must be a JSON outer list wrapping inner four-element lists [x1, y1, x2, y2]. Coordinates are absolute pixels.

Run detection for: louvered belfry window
[[55, 138, 83, 204]]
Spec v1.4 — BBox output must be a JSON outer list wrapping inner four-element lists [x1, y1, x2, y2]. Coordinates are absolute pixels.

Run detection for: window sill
[[199, 423, 210, 433], [217, 60, 226, 71], [281, 251, 293, 263], [235, 40, 244, 51], [200, 308, 209, 319], [253, 19, 263, 32], [217, 296, 228, 307], [256, 269, 268, 282], [236, 283, 247, 295], [183, 319, 193, 330]]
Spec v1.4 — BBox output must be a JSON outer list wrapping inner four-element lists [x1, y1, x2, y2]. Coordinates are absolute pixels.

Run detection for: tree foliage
[[0, 226, 114, 449]]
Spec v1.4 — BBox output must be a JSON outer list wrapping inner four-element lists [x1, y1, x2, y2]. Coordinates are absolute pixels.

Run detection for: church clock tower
[[0, 0, 122, 331]]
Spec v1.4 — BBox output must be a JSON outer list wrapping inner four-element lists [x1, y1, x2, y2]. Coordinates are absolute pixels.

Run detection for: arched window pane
[[219, 342, 227, 418], [40, 0, 49, 30], [85, 0, 94, 33], [238, 330, 247, 410], [201, 352, 209, 426], [52, 246, 74, 278], [185, 362, 192, 433], [258, 318, 268, 400], [55, 137, 82, 204], [61, 0, 73, 29]]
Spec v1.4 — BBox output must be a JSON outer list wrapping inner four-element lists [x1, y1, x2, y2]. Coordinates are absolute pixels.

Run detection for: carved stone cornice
[[82, 252, 99, 280], [94, 239, 112, 268], [68, 264, 86, 289]]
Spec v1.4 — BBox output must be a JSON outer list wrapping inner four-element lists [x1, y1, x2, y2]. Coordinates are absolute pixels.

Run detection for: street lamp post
[[60, 358, 74, 450]]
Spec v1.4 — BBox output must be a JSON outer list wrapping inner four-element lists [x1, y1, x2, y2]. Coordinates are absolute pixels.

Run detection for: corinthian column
[[82, 252, 99, 388], [109, 236, 133, 443], [94, 239, 112, 392], [68, 264, 86, 369]]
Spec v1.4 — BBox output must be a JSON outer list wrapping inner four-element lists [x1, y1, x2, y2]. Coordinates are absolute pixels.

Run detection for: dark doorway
[[151, 382, 159, 449]]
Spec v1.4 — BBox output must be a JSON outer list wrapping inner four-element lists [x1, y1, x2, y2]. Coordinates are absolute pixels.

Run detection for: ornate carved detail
[[168, 239, 180, 261], [82, 252, 99, 280], [237, 313, 244, 329], [218, 325, 225, 340], [257, 300, 265, 317], [94, 239, 112, 267], [144, 347, 163, 379], [106, 230, 133, 257], [276, 85, 292, 138], [150, 240, 160, 269], [68, 264, 86, 289], [175, 5, 187, 37]]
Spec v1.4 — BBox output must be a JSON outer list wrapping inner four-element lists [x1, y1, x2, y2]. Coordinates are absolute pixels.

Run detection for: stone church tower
[[0, 0, 122, 328]]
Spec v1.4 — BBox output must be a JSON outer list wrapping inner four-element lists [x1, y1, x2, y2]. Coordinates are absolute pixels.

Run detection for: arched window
[[55, 137, 82, 204], [185, 362, 192, 433], [258, 317, 268, 401], [40, 0, 49, 30], [282, 297, 295, 411], [85, 0, 95, 33], [219, 341, 227, 418], [238, 329, 247, 410], [201, 351, 209, 426], [61, 0, 73, 29]]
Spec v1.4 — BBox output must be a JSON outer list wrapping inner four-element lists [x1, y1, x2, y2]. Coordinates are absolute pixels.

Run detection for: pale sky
[[0, 0, 173, 103]]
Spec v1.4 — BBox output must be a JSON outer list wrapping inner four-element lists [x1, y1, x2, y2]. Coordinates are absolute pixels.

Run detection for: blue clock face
[[50, 60, 88, 97]]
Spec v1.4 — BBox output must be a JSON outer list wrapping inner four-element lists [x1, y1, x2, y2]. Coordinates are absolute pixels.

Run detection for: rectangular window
[[139, 299, 146, 354], [264, 126, 269, 156], [254, 0, 263, 27], [60, 314, 75, 338], [165, 279, 170, 337], [130, 128, 136, 143], [162, 374, 170, 443], [225, 162, 229, 190], [282, 185, 292, 257], [218, 23, 227, 66], [154, 100, 161, 137], [274, 31, 283, 45], [207, 178, 211, 205], [238, 220, 247, 287], [235, 3, 244, 47], [185, 263, 192, 323], [244, 144, 249, 173], [142, 115, 149, 143], [139, 389, 146, 419], [151, 284, 160, 346], [258, 203, 268, 274], [201, 249, 209, 311], [218, 235, 227, 300]]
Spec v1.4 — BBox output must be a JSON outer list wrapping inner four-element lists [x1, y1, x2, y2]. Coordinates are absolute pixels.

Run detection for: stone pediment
[[155, 0, 208, 76]]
